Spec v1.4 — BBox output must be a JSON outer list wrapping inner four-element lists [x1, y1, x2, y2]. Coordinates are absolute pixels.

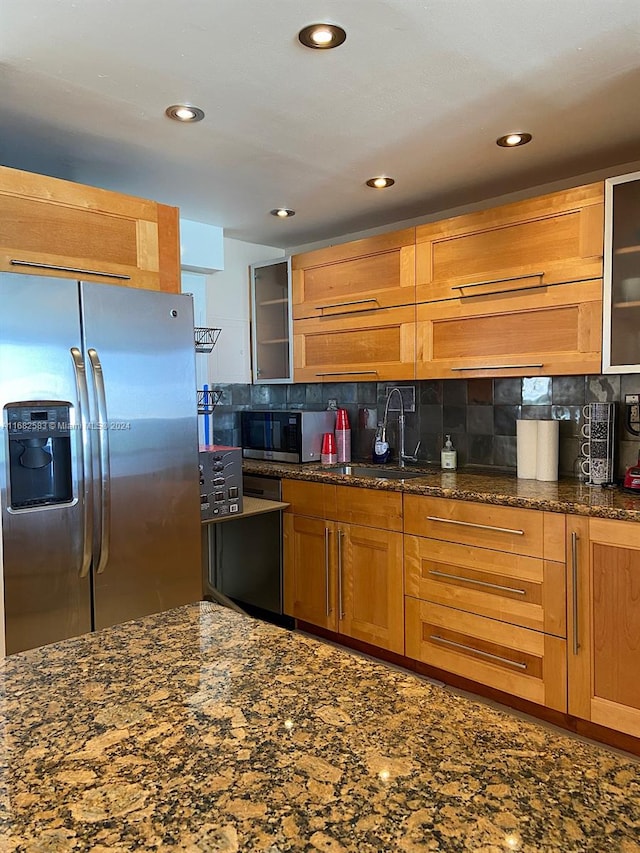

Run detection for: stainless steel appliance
[[0, 272, 202, 655], [199, 445, 243, 519], [241, 409, 335, 462], [203, 474, 290, 623]]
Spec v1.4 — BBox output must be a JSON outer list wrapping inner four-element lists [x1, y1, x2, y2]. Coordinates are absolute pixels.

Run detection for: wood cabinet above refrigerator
[[0, 164, 180, 292]]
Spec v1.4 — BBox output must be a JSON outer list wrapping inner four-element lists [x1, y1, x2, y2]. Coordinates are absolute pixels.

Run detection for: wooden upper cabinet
[[293, 304, 415, 383], [0, 165, 180, 292], [415, 183, 604, 304], [416, 279, 603, 378], [291, 228, 415, 319]]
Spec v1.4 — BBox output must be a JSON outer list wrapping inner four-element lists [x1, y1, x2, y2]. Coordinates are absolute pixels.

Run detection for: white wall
[[197, 237, 284, 386]]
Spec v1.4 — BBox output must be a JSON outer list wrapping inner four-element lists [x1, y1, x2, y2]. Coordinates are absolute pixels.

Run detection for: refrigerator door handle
[[70, 347, 93, 579], [87, 348, 111, 575]]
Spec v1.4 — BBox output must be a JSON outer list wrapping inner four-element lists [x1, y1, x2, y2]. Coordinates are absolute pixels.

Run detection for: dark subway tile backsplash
[[208, 373, 640, 478]]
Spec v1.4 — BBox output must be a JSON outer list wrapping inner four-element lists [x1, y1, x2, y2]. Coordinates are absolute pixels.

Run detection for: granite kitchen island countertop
[[243, 459, 640, 522], [1, 602, 639, 851]]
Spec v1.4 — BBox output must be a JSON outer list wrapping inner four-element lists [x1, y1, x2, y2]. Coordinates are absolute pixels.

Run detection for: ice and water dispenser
[[5, 403, 73, 509]]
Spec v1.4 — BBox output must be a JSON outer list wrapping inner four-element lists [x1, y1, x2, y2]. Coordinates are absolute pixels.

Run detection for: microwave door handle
[[87, 348, 111, 575], [70, 348, 93, 579]]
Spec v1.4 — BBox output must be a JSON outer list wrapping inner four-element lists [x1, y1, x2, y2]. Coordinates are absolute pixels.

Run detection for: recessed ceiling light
[[298, 23, 347, 49], [496, 132, 532, 148], [270, 208, 295, 218], [165, 104, 205, 123], [366, 176, 395, 189]]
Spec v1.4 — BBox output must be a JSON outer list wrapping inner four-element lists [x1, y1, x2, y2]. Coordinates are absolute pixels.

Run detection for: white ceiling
[[1, 0, 640, 249]]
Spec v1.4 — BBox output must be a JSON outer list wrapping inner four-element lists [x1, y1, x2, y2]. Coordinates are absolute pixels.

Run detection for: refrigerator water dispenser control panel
[[5, 402, 73, 509]]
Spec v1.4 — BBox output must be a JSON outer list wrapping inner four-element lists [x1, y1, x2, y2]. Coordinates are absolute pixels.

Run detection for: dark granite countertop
[[1, 601, 639, 851], [242, 459, 640, 522]]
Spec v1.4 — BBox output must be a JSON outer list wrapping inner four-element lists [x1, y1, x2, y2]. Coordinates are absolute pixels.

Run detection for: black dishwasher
[[203, 474, 291, 626]]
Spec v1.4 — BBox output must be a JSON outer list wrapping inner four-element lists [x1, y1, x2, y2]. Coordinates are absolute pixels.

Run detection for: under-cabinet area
[[272, 465, 640, 749]]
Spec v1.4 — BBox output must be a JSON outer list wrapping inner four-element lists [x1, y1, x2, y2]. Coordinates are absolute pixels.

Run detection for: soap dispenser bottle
[[441, 434, 457, 470]]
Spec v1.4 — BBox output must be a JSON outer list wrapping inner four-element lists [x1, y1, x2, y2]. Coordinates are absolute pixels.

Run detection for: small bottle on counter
[[441, 434, 457, 470], [372, 422, 390, 464], [335, 409, 351, 463]]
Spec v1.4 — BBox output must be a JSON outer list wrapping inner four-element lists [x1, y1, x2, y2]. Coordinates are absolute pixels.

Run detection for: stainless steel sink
[[329, 465, 426, 480]]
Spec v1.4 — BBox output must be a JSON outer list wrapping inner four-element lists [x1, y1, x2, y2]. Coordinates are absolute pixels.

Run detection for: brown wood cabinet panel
[[293, 304, 415, 383], [292, 228, 415, 319], [404, 535, 566, 636], [339, 525, 404, 654], [416, 280, 602, 378], [0, 164, 180, 292], [405, 597, 567, 711], [404, 495, 545, 557], [415, 183, 604, 303], [335, 485, 402, 532], [283, 514, 337, 630], [568, 516, 640, 738], [282, 480, 337, 520]]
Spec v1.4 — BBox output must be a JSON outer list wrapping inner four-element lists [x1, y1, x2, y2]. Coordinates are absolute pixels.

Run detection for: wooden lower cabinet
[[282, 481, 405, 653], [405, 597, 567, 711], [567, 516, 640, 738]]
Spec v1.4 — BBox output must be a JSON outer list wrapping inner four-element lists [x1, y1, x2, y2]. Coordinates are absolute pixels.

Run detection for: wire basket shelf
[[197, 388, 222, 415], [194, 327, 221, 353]]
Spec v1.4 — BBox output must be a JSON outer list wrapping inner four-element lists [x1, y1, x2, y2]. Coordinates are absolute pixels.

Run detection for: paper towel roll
[[516, 420, 538, 479], [536, 419, 559, 482]]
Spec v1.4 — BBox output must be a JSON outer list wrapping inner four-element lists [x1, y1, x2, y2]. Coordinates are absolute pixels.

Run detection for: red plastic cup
[[320, 432, 337, 464], [336, 408, 350, 430]]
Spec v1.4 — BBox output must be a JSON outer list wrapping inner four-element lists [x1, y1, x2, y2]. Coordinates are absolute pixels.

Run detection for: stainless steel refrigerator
[[0, 272, 202, 655]]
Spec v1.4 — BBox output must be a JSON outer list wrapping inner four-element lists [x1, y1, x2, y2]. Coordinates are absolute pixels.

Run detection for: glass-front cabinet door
[[250, 257, 293, 383], [603, 172, 640, 372]]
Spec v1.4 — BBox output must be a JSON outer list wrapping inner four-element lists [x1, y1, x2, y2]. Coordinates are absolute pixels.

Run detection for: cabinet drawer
[[292, 229, 415, 319], [404, 495, 545, 557], [282, 480, 336, 519], [405, 535, 566, 636], [336, 485, 402, 531], [293, 304, 415, 383], [416, 279, 602, 379], [405, 597, 567, 712]]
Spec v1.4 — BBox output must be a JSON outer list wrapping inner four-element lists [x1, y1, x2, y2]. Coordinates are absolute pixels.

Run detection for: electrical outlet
[[625, 394, 640, 436]]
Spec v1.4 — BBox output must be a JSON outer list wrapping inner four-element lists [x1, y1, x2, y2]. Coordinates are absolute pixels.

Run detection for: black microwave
[[240, 410, 335, 463]]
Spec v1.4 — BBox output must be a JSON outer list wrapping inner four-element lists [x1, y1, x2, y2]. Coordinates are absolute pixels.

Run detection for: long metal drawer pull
[[338, 529, 345, 619], [315, 370, 379, 376], [430, 634, 528, 670], [450, 271, 544, 293], [451, 364, 544, 371], [324, 527, 332, 617], [315, 298, 378, 311], [428, 569, 526, 596], [88, 349, 111, 575], [426, 515, 525, 536], [70, 348, 93, 579], [571, 531, 579, 655], [11, 259, 131, 280]]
